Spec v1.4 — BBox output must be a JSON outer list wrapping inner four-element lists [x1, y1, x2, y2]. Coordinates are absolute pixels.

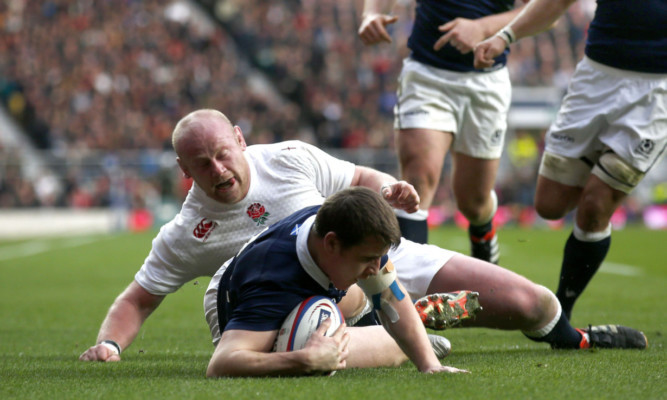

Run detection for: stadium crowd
[[1, 0, 641, 220]]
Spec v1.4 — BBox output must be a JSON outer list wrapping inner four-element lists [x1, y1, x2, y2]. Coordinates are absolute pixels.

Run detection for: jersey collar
[[295, 215, 332, 290]]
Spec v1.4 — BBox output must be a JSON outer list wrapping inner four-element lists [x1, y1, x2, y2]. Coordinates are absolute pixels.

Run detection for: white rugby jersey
[[135, 140, 356, 295]]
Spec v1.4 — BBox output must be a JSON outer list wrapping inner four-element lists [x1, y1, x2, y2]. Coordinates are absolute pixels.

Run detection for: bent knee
[[535, 200, 569, 220], [515, 284, 557, 328]]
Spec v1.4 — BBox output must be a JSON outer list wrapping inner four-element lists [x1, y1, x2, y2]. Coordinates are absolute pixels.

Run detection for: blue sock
[[556, 232, 610, 320], [524, 311, 583, 349], [397, 216, 428, 244]]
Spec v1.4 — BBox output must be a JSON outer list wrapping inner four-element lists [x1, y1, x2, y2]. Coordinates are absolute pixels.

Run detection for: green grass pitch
[[0, 225, 665, 399]]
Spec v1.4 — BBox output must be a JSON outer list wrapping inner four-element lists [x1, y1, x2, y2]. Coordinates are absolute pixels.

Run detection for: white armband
[[356, 260, 405, 323]]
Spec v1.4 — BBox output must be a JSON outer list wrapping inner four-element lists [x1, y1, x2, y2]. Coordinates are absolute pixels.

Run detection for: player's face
[[329, 235, 389, 290], [177, 120, 250, 204]]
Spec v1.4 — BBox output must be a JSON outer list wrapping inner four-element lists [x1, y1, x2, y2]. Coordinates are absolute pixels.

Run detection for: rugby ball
[[274, 296, 343, 353]]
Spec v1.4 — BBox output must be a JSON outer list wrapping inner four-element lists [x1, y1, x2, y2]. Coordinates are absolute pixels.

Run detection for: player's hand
[[434, 18, 484, 54], [79, 344, 121, 362], [422, 365, 470, 374], [381, 181, 420, 214], [303, 319, 349, 373], [358, 13, 399, 45], [474, 36, 507, 69]]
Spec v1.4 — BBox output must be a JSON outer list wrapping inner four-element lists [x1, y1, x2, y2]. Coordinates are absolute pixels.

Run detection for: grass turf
[[0, 225, 664, 399]]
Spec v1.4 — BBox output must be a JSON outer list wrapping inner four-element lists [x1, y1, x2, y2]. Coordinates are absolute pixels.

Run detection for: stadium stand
[[1, 0, 664, 232]]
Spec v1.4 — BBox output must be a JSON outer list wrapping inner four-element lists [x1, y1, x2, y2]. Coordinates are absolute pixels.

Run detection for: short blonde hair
[[171, 109, 233, 152]]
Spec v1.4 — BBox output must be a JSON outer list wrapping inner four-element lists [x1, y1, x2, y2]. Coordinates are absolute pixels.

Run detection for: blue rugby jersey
[[586, 0, 667, 73], [217, 206, 347, 333], [408, 0, 515, 72]]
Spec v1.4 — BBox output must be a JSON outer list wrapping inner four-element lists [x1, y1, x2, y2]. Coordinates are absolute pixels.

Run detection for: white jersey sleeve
[[134, 212, 227, 295]]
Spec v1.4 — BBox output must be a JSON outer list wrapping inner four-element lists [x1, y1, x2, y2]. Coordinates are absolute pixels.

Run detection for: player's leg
[[424, 254, 646, 349], [556, 152, 639, 319], [449, 66, 510, 264], [426, 254, 558, 332], [393, 56, 461, 244], [425, 254, 585, 348], [345, 326, 407, 368], [534, 151, 595, 320], [452, 153, 500, 263], [395, 127, 452, 244]]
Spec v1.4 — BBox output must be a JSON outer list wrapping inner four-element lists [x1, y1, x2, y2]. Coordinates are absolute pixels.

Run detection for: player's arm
[[376, 281, 467, 374], [79, 281, 164, 362], [474, 0, 576, 69], [206, 320, 349, 377], [358, 0, 399, 45], [351, 166, 420, 213], [435, 1, 531, 53], [356, 261, 467, 374]]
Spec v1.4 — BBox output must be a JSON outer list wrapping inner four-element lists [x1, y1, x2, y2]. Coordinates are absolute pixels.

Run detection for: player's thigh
[[396, 128, 452, 176], [396, 128, 452, 208], [346, 326, 406, 368], [534, 174, 582, 220], [426, 254, 547, 327]]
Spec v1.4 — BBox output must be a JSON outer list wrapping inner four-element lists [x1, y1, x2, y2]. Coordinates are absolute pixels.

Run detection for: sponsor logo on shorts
[[636, 139, 655, 157], [491, 129, 502, 145], [401, 110, 429, 117], [193, 218, 218, 241], [551, 133, 575, 143]]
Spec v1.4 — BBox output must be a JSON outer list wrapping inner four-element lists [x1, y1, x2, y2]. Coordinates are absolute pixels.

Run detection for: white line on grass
[[470, 241, 641, 277], [0, 236, 107, 262], [599, 262, 643, 276]]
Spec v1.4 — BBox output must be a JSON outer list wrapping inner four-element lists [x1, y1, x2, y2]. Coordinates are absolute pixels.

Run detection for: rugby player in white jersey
[[79, 108, 444, 366], [475, 0, 666, 320]]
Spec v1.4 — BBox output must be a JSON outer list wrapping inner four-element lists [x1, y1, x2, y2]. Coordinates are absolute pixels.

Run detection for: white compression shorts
[[394, 57, 511, 159]]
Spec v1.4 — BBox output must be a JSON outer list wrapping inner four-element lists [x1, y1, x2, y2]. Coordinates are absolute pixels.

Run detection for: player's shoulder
[[248, 140, 314, 157], [248, 140, 323, 169]]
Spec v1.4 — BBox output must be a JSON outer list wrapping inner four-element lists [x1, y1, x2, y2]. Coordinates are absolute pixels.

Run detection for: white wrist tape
[[496, 26, 516, 46], [356, 260, 405, 323]]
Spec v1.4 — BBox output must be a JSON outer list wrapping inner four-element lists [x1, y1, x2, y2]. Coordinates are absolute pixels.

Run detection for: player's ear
[[323, 232, 342, 254], [233, 126, 247, 150], [176, 157, 191, 178]]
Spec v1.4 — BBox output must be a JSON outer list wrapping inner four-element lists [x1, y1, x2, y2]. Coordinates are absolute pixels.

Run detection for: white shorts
[[394, 57, 512, 159], [543, 56, 667, 183], [389, 238, 457, 300], [204, 258, 232, 346], [203, 239, 458, 345]]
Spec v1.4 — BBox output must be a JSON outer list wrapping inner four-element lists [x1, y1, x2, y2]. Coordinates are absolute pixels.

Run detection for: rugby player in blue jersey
[[205, 187, 647, 377], [475, 0, 666, 319], [359, 0, 531, 262], [206, 188, 467, 376]]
